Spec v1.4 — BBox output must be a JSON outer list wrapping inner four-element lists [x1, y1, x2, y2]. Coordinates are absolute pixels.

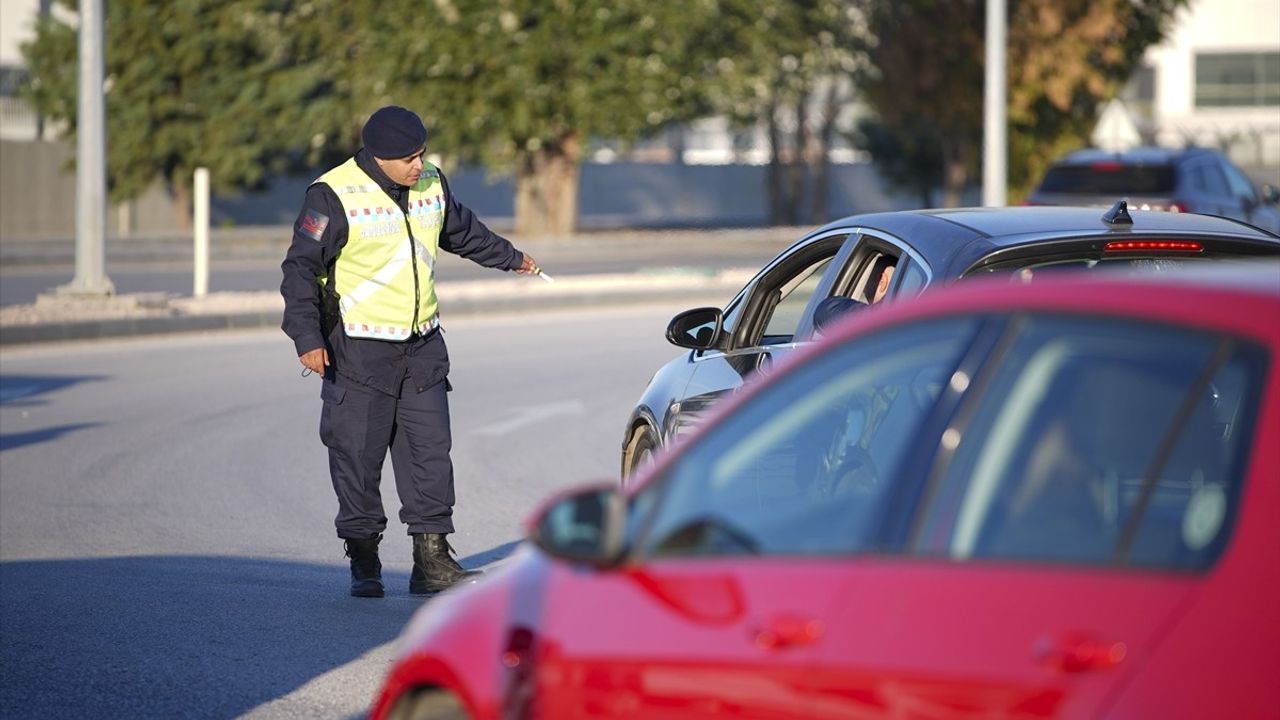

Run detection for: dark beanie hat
[[362, 106, 427, 159]]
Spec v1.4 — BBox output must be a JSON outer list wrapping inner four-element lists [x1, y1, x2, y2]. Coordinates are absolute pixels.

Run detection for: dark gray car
[[1026, 146, 1280, 233], [619, 204, 1280, 481]]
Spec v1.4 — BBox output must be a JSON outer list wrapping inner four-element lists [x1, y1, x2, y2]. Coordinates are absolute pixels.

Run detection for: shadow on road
[[0, 374, 107, 407], [0, 422, 103, 452], [0, 555, 431, 718]]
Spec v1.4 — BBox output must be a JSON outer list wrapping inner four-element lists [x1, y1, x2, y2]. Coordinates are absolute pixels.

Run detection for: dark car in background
[[619, 204, 1280, 480], [1025, 146, 1280, 233], [373, 267, 1280, 720]]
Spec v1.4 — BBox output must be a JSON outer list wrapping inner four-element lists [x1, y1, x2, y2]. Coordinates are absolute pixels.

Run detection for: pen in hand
[[528, 262, 555, 283]]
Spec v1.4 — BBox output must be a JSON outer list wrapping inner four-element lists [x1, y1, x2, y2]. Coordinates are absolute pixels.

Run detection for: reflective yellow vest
[[316, 158, 445, 340]]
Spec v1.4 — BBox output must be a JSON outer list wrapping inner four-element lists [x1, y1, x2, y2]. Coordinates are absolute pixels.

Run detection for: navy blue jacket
[[281, 150, 524, 395]]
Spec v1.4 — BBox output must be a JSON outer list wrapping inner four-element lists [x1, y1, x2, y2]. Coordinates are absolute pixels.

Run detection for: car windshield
[[1038, 164, 1177, 194]]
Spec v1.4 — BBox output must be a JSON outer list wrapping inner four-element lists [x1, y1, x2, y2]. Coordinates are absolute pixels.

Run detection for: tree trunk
[[941, 149, 969, 208], [766, 98, 786, 226], [809, 83, 839, 224], [172, 180, 192, 232], [784, 100, 807, 226], [514, 132, 581, 237]]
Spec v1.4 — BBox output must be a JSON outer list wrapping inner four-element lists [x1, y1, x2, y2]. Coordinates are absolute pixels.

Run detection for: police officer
[[281, 105, 540, 598]]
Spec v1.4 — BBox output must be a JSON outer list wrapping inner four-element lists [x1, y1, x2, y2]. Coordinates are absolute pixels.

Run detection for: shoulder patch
[[299, 209, 329, 242]]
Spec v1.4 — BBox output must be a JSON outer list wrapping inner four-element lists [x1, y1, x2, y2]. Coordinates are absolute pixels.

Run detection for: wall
[[210, 161, 930, 233], [0, 140, 187, 240]]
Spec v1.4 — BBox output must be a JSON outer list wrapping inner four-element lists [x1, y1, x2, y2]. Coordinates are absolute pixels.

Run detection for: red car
[[373, 266, 1280, 720]]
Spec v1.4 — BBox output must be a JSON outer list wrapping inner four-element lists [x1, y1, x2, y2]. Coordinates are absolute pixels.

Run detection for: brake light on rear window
[[1104, 240, 1204, 253], [1091, 161, 1124, 171]]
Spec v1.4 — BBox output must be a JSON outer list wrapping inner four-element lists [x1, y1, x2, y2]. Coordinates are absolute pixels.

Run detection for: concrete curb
[[0, 272, 751, 347]]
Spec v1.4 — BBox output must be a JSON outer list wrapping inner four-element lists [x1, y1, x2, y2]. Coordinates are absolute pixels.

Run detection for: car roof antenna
[[1103, 199, 1134, 226]]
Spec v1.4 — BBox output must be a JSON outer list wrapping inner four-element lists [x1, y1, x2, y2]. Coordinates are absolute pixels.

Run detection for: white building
[[0, 0, 45, 140], [1127, 0, 1280, 165]]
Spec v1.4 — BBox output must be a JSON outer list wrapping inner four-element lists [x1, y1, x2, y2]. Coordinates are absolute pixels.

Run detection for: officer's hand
[[516, 254, 540, 275], [299, 348, 329, 376]]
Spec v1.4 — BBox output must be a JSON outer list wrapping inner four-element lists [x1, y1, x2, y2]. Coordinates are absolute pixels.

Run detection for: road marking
[[475, 400, 585, 436]]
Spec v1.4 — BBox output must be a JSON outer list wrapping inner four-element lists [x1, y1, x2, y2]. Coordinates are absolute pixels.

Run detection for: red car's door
[[531, 558, 846, 719], [811, 562, 1196, 719]]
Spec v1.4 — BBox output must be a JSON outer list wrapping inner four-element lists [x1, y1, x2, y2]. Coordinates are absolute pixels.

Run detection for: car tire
[[622, 425, 659, 485], [385, 688, 469, 720]]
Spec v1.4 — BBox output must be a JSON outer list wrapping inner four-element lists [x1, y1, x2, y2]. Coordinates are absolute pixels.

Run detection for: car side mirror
[[527, 483, 627, 568], [666, 307, 723, 350]]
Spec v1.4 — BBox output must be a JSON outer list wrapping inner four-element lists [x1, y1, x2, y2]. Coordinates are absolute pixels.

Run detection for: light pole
[[982, 0, 1008, 207], [59, 0, 114, 297]]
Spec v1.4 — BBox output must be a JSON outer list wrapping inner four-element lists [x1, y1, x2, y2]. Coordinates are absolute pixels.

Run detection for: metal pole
[[193, 167, 210, 297], [982, 0, 1008, 207], [62, 0, 114, 296]]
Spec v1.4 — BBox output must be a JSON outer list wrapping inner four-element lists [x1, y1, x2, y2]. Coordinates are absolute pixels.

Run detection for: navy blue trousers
[[320, 373, 455, 539]]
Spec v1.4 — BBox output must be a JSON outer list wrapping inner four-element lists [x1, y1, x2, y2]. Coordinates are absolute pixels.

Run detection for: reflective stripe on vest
[[315, 158, 445, 340]]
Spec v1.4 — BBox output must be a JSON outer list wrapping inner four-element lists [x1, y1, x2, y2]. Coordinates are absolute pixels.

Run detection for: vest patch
[[299, 209, 329, 241]]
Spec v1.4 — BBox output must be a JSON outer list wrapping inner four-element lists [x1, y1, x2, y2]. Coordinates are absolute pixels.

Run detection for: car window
[[633, 318, 981, 558], [709, 235, 847, 351], [1191, 161, 1230, 197], [718, 296, 744, 343], [761, 255, 835, 341], [894, 259, 928, 298], [1037, 164, 1176, 194], [971, 253, 1274, 281], [1220, 161, 1260, 202], [913, 314, 1263, 571]]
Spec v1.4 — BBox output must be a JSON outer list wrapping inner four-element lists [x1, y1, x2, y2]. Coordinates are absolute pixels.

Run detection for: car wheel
[[385, 688, 469, 720], [622, 425, 659, 485]]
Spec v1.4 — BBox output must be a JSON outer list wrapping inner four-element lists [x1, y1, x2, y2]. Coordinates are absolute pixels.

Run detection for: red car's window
[[634, 318, 980, 558], [915, 314, 1265, 570]]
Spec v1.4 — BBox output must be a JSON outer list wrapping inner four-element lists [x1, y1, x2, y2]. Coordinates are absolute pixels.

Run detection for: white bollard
[[194, 167, 210, 297]]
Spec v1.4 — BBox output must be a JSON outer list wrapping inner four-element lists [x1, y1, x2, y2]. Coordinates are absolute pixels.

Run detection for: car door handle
[[753, 615, 825, 650], [1032, 633, 1127, 673]]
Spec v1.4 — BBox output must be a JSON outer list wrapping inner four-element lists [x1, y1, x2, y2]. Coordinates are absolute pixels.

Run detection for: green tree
[[22, 0, 341, 227], [854, 0, 985, 208], [854, 116, 942, 208], [703, 0, 865, 225], [353, 0, 727, 236], [1005, 0, 1186, 199], [853, 0, 1186, 206]]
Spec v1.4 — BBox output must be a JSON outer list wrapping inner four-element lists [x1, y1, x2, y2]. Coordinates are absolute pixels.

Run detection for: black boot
[[410, 533, 482, 595], [343, 535, 384, 598]]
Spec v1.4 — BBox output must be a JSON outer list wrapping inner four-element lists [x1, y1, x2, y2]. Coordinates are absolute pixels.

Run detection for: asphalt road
[[0, 303, 689, 719]]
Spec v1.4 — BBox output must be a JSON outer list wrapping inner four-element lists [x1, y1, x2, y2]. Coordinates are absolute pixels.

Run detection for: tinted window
[[972, 254, 1279, 281], [636, 318, 980, 558], [895, 260, 928, 298], [915, 314, 1263, 571], [1038, 165, 1176, 194], [1192, 161, 1230, 196], [1221, 161, 1259, 201]]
